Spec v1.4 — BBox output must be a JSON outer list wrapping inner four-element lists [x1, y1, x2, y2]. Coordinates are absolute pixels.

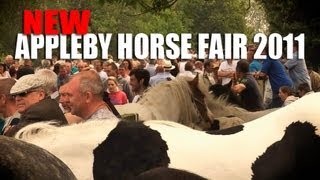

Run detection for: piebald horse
[[15, 92, 320, 180], [116, 74, 274, 130]]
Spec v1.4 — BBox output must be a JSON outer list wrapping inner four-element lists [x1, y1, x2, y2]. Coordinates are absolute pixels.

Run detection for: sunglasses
[[13, 90, 38, 98]]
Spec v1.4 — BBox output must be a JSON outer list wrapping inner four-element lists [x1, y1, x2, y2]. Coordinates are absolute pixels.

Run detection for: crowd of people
[[0, 42, 320, 136]]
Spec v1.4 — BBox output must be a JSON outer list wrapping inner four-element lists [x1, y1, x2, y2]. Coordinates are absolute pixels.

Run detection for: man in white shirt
[[218, 59, 238, 85], [149, 60, 175, 87]]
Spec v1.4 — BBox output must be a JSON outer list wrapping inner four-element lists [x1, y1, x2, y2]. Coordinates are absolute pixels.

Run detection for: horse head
[[188, 73, 217, 130]]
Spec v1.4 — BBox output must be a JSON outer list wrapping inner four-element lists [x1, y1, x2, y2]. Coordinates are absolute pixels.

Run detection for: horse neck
[[234, 108, 278, 122], [139, 80, 200, 126], [208, 100, 276, 123]]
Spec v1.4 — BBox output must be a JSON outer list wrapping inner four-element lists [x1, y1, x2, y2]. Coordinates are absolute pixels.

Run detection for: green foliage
[[0, 0, 252, 60], [176, 0, 248, 34], [104, 0, 178, 13], [255, 0, 320, 47]]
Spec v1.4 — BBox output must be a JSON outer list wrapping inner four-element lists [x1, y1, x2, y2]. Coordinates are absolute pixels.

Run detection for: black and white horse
[[15, 92, 320, 179]]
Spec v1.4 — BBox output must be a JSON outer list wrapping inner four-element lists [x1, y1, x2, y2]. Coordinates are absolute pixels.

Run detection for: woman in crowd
[[106, 77, 128, 105], [0, 63, 11, 78]]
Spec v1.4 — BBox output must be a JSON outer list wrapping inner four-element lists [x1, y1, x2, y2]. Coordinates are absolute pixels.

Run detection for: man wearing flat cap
[[4, 74, 67, 136]]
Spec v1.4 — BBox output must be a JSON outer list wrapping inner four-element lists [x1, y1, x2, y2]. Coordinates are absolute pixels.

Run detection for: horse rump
[[136, 167, 208, 180], [0, 136, 76, 180]]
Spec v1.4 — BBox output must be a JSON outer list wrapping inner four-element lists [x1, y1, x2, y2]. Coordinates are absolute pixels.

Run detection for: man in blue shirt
[[256, 49, 293, 108]]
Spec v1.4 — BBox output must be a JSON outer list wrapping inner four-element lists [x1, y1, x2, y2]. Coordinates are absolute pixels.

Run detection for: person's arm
[[253, 58, 270, 79], [231, 83, 246, 94], [218, 70, 234, 78], [284, 59, 298, 70], [217, 62, 233, 78]]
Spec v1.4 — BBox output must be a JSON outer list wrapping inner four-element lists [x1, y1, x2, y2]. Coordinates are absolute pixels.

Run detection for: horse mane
[[208, 81, 242, 107], [196, 76, 240, 113], [138, 75, 243, 128], [197, 76, 231, 106], [138, 76, 204, 128], [16, 119, 120, 141], [14, 121, 60, 140]]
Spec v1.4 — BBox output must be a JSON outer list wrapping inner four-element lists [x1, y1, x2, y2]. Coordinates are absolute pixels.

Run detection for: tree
[[0, 0, 251, 61], [103, 0, 178, 14], [255, 0, 320, 65]]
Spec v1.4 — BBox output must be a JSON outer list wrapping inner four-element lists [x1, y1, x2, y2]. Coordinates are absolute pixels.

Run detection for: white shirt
[[177, 71, 196, 79], [98, 71, 108, 82], [149, 72, 175, 87], [218, 60, 238, 85], [179, 61, 187, 74]]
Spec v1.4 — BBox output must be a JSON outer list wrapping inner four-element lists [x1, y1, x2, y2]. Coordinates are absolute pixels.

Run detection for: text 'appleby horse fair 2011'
[[14, 10, 305, 60]]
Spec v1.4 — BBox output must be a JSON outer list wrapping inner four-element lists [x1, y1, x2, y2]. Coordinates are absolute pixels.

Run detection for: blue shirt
[[261, 56, 293, 94], [249, 59, 262, 72]]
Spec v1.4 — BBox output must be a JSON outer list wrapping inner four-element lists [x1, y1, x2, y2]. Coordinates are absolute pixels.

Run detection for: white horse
[[115, 75, 274, 130], [15, 92, 320, 180]]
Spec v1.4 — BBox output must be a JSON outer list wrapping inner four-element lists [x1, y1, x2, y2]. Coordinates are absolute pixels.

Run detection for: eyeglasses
[[13, 90, 37, 98]]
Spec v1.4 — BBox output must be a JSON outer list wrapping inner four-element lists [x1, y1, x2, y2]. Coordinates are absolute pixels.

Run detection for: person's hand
[[232, 83, 246, 94], [253, 71, 260, 79], [228, 71, 235, 78]]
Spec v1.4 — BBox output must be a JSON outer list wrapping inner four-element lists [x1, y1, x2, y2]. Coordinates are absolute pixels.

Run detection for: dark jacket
[[5, 97, 67, 136]]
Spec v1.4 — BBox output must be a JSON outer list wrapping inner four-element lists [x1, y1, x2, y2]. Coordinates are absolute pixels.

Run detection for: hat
[[163, 60, 175, 70], [10, 74, 44, 95], [107, 58, 114, 63]]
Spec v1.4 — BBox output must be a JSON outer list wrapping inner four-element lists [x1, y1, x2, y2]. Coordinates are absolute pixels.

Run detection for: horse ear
[[189, 73, 199, 87]]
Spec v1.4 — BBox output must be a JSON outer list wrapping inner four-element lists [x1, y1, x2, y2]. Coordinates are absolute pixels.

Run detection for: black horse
[[209, 80, 242, 107]]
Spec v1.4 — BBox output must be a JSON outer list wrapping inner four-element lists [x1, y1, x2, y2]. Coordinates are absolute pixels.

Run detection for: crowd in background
[[1, 42, 320, 136]]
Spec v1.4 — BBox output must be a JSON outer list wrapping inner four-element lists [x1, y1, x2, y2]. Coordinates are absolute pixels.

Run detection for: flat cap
[[10, 74, 44, 95]]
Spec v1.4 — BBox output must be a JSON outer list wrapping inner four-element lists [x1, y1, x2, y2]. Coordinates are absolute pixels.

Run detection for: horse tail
[[15, 121, 60, 140]]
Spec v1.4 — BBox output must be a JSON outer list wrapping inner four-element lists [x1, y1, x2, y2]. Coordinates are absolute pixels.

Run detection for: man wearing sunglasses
[[5, 74, 67, 136]]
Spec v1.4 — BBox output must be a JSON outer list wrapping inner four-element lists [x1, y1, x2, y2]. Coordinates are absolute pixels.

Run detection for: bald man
[[63, 71, 118, 121]]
